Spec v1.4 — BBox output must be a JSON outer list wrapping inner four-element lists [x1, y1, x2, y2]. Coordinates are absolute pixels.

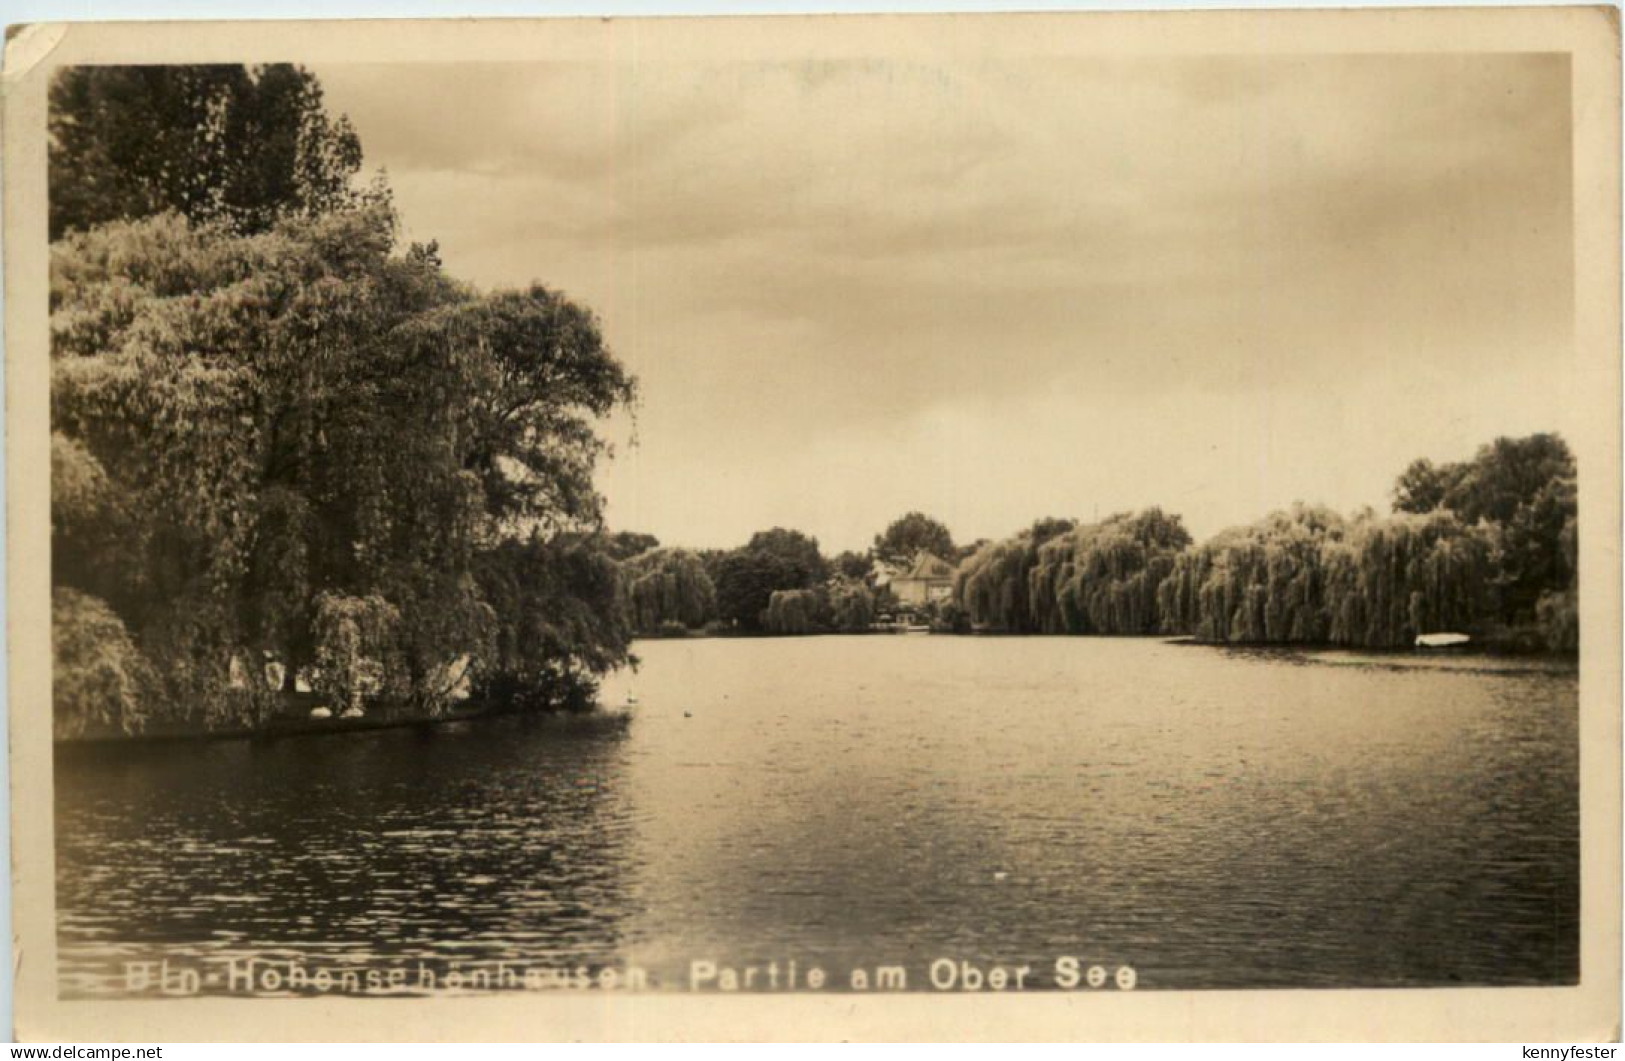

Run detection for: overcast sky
[[315, 53, 1574, 553]]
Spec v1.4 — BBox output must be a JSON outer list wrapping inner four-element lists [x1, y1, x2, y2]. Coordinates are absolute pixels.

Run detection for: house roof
[[899, 551, 955, 580]]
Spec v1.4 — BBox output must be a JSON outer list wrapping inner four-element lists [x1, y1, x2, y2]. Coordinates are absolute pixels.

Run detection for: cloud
[[314, 52, 1575, 551]]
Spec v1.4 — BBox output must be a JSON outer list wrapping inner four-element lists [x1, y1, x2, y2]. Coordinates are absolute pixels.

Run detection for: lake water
[[55, 636, 1579, 996]]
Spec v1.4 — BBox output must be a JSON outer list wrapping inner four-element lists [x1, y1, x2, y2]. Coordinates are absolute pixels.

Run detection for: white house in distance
[[887, 552, 956, 606]]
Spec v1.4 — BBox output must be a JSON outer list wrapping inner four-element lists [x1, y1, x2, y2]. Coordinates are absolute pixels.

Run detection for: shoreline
[[55, 701, 631, 750], [636, 628, 1575, 658]]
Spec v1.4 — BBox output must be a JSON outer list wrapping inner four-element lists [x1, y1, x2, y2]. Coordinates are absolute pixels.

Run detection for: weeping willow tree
[[473, 533, 632, 712], [1322, 511, 1502, 647], [1157, 504, 1347, 643], [764, 589, 820, 635], [957, 510, 1188, 634], [956, 535, 1043, 632], [52, 588, 155, 740], [311, 593, 408, 715], [53, 207, 637, 734], [828, 580, 877, 632], [1156, 504, 1502, 648], [621, 548, 717, 633], [1029, 509, 1190, 634]]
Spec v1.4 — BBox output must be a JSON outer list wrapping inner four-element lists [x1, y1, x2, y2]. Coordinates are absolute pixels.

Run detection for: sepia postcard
[[3, 8, 1620, 1043]]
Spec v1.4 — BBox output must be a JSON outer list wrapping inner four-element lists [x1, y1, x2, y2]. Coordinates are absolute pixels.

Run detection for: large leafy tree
[[744, 527, 828, 588], [713, 549, 803, 631], [873, 511, 955, 566], [51, 205, 636, 732], [50, 64, 369, 240], [50, 63, 641, 736], [475, 533, 632, 712], [1390, 433, 1576, 625], [830, 549, 872, 581]]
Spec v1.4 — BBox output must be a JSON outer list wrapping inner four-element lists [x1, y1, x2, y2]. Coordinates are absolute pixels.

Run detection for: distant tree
[[832, 549, 873, 581], [828, 580, 877, 632], [957, 510, 1188, 635], [621, 548, 716, 632], [764, 589, 820, 635], [955, 536, 1042, 633], [1441, 434, 1576, 526], [696, 548, 729, 587], [1539, 487, 1580, 652], [1034, 509, 1192, 635], [745, 528, 828, 588], [1025, 517, 1077, 548], [873, 512, 955, 566], [1389, 433, 1576, 625], [50, 64, 372, 240], [1498, 474, 1577, 623], [603, 531, 661, 562], [1391, 459, 1460, 515], [933, 599, 972, 634], [713, 549, 803, 631], [1157, 504, 1501, 648], [1393, 435, 1574, 524], [953, 539, 989, 564], [1537, 582, 1579, 652]]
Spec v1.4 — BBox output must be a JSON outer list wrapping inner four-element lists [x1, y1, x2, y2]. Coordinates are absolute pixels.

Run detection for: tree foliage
[[713, 549, 804, 631], [764, 589, 820, 635], [828, 580, 877, 632], [51, 203, 636, 732], [1156, 504, 1502, 648], [474, 535, 632, 712], [603, 531, 661, 561], [1025, 517, 1077, 548], [1389, 433, 1576, 630], [956, 535, 1043, 633], [873, 512, 955, 567], [312, 593, 405, 712], [50, 64, 372, 240], [1031, 509, 1190, 634], [52, 587, 153, 740], [953, 434, 1576, 653], [622, 547, 717, 632], [745, 528, 828, 588], [832, 549, 872, 581], [956, 509, 1189, 634]]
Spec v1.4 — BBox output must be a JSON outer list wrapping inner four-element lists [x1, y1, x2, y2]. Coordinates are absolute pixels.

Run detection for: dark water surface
[[56, 637, 1579, 996]]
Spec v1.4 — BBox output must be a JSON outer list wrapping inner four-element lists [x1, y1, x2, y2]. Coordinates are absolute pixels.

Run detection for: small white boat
[[1415, 632, 1471, 649]]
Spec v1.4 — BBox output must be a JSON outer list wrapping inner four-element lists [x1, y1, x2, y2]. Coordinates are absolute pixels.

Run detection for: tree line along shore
[[615, 430, 1577, 658], [47, 65, 1578, 742]]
